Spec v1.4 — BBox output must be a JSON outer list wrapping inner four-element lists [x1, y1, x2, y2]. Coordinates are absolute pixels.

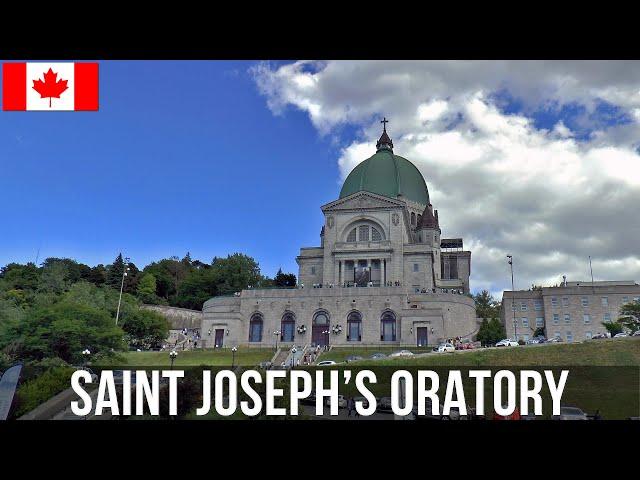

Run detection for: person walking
[[347, 397, 355, 417]]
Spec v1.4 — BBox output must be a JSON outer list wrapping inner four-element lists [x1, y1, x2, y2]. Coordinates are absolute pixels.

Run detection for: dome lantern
[[376, 117, 393, 151]]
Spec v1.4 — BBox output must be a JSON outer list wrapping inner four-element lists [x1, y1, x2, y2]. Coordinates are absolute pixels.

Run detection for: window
[[441, 256, 458, 280], [411, 212, 416, 225], [551, 297, 558, 308], [371, 227, 382, 241], [347, 311, 362, 342], [601, 297, 608, 307], [512, 302, 517, 312], [522, 317, 529, 328], [562, 297, 569, 308], [603, 313, 611, 322], [581, 297, 589, 307], [380, 311, 397, 342], [281, 313, 295, 342], [523, 334, 529, 342], [583, 314, 591, 324], [554, 332, 561, 339], [622, 296, 629, 304], [566, 331, 573, 343], [585, 331, 592, 340], [553, 314, 560, 325], [564, 313, 571, 324], [417, 214, 422, 225], [347, 229, 357, 242], [249, 314, 263, 342], [521, 302, 528, 311], [358, 225, 369, 241], [311, 266, 316, 275], [413, 263, 419, 272], [536, 317, 544, 327], [534, 299, 543, 311]]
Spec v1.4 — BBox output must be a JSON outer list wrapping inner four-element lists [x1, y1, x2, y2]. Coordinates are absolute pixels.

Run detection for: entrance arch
[[312, 310, 330, 347]]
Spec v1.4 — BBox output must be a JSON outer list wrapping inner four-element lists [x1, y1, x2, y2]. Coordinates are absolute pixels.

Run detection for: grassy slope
[[321, 338, 640, 366]]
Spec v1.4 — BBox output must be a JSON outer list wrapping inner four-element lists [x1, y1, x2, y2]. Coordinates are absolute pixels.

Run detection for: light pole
[[82, 348, 91, 368], [507, 255, 517, 341], [169, 350, 178, 369], [290, 346, 297, 367], [273, 330, 281, 351], [231, 346, 238, 368], [115, 257, 131, 326]]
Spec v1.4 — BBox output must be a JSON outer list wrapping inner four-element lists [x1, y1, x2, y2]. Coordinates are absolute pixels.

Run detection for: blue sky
[[0, 61, 344, 277]]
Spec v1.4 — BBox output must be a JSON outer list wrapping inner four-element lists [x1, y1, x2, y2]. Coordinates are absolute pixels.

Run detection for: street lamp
[[115, 257, 131, 326], [290, 346, 297, 367], [273, 330, 281, 351], [231, 346, 238, 368], [82, 348, 91, 368], [169, 350, 178, 369], [507, 255, 517, 341]]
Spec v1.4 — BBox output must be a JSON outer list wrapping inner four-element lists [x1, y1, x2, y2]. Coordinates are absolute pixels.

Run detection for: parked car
[[456, 340, 476, 350], [552, 406, 588, 420], [437, 343, 455, 353], [377, 397, 393, 413], [346, 355, 363, 363], [370, 353, 387, 359], [495, 339, 519, 347], [546, 336, 563, 343], [591, 333, 608, 340], [316, 360, 337, 366], [613, 332, 628, 338], [325, 395, 347, 409], [632, 330, 640, 337], [353, 396, 369, 409], [527, 335, 546, 345], [411, 399, 447, 420], [389, 350, 414, 357]]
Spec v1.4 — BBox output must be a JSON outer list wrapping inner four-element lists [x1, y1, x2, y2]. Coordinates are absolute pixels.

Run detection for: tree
[[120, 309, 169, 349], [475, 318, 506, 346], [2, 301, 125, 363], [210, 253, 262, 296], [0, 263, 40, 292], [274, 268, 296, 288], [137, 273, 157, 300], [106, 254, 126, 289], [533, 327, 546, 337], [174, 268, 219, 310], [87, 264, 107, 286], [619, 301, 640, 333], [473, 290, 500, 319], [602, 321, 623, 337], [38, 261, 70, 294]]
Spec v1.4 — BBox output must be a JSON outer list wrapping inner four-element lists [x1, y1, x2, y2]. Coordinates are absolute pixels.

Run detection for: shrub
[[12, 366, 74, 418]]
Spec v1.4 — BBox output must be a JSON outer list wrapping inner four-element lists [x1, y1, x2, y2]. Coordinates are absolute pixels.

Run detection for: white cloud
[[251, 61, 640, 298]]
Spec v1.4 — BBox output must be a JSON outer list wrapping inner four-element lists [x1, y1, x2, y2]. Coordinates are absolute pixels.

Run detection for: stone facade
[[201, 127, 477, 349], [500, 281, 640, 342]]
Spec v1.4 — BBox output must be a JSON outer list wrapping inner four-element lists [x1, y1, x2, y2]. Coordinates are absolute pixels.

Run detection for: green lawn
[[319, 346, 434, 364], [101, 348, 275, 367]]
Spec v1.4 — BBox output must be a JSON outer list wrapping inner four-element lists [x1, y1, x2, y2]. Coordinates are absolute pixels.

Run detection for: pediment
[[322, 191, 405, 212]]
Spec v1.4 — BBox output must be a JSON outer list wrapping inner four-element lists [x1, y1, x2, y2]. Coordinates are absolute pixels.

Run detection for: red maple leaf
[[32, 68, 69, 108]]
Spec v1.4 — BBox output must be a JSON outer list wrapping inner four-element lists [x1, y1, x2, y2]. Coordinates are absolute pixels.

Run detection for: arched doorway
[[312, 311, 330, 346], [347, 311, 362, 342], [380, 310, 397, 342], [249, 313, 263, 343], [281, 312, 295, 343]]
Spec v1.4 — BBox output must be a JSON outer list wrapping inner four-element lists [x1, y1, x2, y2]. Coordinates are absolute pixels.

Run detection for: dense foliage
[[475, 318, 507, 346]]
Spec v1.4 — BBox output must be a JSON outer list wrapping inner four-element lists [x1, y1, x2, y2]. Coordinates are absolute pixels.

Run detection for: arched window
[[345, 222, 385, 243], [249, 313, 263, 342], [381, 311, 397, 342], [347, 311, 362, 342], [281, 312, 295, 342], [411, 212, 416, 225], [417, 214, 422, 225], [313, 311, 329, 326], [312, 310, 330, 347]]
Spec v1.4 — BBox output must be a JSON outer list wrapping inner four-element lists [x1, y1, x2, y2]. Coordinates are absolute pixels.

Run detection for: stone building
[[202, 123, 477, 349], [500, 280, 640, 342]]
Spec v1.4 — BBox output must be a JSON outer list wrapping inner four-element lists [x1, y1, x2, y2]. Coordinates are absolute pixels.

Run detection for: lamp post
[[82, 348, 91, 368], [273, 330, 281, 351], [231, 346, 238, 368], [507, 255, 517, 341], [169, 350, 178, 369], [115, 257, 131, 326], [290, 346, 297, 367]]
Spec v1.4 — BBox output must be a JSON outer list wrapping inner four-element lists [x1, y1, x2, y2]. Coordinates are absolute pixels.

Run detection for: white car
[[495, 339, 519, 347], [389, 350, 414, 357], [436, 343, 455, 353], [316, 360, 337, 366], [552, 406, 588, 420], [632, 330, 640, 337], [325, 395, 347, 408], [613, 332, 628, 338]]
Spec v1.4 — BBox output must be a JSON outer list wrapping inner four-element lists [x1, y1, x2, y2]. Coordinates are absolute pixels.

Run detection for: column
[[338, 260, 342, 286], [367, 259, 371, 286], [381, 258, 385, 286]]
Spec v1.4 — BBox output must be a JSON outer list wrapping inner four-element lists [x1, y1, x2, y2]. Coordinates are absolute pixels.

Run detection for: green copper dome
[[339, 124, 430, 205]]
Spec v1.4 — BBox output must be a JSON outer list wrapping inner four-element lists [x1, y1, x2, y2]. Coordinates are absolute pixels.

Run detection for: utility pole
[[115, 256, 131, 325], [507, 255, 517, 341]]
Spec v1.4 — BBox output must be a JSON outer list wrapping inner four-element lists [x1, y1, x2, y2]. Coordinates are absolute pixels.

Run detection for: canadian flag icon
[[3, 62, 98, 111]]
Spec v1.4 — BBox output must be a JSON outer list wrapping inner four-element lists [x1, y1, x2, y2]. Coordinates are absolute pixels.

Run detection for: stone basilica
[[202, 122, 477, 349]]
